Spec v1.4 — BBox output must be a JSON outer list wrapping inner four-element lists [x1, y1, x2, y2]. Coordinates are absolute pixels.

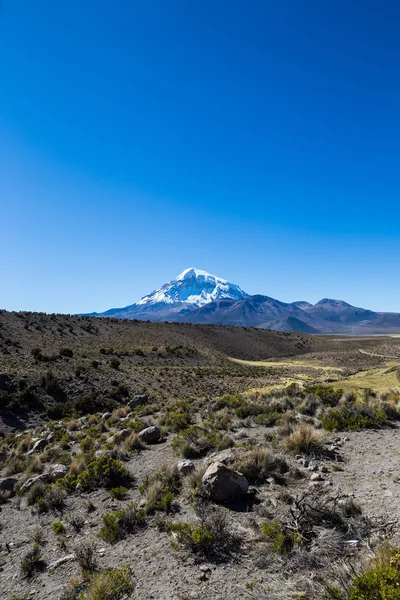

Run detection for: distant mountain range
[[84, 268, 400, 334]]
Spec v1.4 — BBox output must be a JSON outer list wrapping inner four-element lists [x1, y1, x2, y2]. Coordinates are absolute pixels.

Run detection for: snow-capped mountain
[[82, 268, 400, 334], [85, 268, 249, 321], [137, 268, 248, 307]]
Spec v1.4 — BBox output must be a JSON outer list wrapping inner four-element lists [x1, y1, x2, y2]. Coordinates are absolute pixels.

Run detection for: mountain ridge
[[83, 268, 400, 335]]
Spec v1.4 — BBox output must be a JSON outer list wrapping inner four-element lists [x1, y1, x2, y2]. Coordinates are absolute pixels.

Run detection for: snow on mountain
[[137, 268, 248, 307]]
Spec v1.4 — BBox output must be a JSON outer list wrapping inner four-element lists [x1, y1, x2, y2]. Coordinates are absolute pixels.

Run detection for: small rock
[[202, 461, 248, 502], [310, 472, 322, 481], [138, 426, 161, 444], [101, 412, 111, 421], [127, 395, 149, 410], [26, 438, 49, 456], [47, 464, 68, 482], [205, 449, 235, 466], [20, 473, 49, 492], [320, 465, 328, 473], [177, 460, 195, 475], [47, 554, 75, 570]]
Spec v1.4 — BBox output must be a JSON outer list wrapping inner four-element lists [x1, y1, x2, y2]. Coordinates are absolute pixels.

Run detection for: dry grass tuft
[[283, 424, 324, 457]]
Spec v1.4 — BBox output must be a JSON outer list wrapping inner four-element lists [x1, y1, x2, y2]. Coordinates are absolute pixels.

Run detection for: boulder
[[0, 477, 17, 492], [202, 462, 248, 502], [205, 449, 235, 466], [177, 460, 195, 476], [47, 464, 68, 482], [138, 426, 161, 444], [108, 429, 130, 445], [128, 395, 149, 409], [20, 473, 49, 492], [26, 438, 49, 456]]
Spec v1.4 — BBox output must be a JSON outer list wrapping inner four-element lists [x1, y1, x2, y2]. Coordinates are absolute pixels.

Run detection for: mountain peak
[[136, 268, 248, 307], [175, 268, 224, 282]]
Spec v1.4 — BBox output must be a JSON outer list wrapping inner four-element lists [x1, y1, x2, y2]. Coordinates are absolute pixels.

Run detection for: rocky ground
[[1, 313, 400, 599]]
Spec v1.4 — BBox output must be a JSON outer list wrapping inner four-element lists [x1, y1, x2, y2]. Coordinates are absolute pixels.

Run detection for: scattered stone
[[47, 464, 68, 482], [128, 395, 149, 409], [138, 426, 161, 444], [177, 460, 195, 475], [310, 472, 322, 482], [20, 473, 49, 492], [108, 429, 130, 444], [47, 554, 75, 570], [26, 438, 49, 456], [206, 449, 235, 466], [320, 465, 329, 473], [202, 461, 248, 502]]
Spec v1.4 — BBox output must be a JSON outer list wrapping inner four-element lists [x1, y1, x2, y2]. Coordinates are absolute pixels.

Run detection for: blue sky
[[1, 0, 400, 313]]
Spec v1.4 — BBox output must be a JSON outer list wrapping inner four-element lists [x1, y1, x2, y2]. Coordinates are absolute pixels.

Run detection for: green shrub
[[78, 456, 131, 492], [171, 425, 233, 458], [109, 486, 128, 500], [322, 403, 388, 431], [20, 543, 46, 578], [52, 520, 66, 535], [81, 565, 134, 600], [168, 507, 240, 560], [142, 464, 181, 514], [99, 503, 146, 543], [304, 385, 343, 407], [261, 521, 300, 554], [325, 546, 400, 599]]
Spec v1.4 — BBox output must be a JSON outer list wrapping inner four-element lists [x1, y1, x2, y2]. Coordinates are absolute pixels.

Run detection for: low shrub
[[74, 539, 98, 573], [171, 425, 233, 458], [304, 385, 343, 407], [283, 424, 324, 456], [109, 486, 128, 500], [325, 545, 400, 600], [168, 506, 240, 561], [52, 520, 66, 535], [322, 403, 388, 432], [81, 565, 134, 600], [261, 521, 300, 554], [142, 464, 181, 514], [20, 543, 46, 578], [99, 503, 146, 543], [235, 448, 289, 484], [59, 456, 132, 493]]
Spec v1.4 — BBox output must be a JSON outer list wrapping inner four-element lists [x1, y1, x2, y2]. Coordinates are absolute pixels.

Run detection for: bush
[[52, 520, 66, 535], [168, 506, 240, 561], [109, 486, 128, 500], [283, 424, 324, 456], [261, 521, 300, 554], [74, 539, 98, 573], [304, 385, 343, 407], [99, 503, 146, 543], [325, 545, 400, 600], [143, 464, 181, 514], [171, 425, 233, 458], [61, 456, 132, 493], [235, 448, 289, 484], [322, 403, 388, 432], [82, 565, 134, 600], [20, 543, 46, 578]]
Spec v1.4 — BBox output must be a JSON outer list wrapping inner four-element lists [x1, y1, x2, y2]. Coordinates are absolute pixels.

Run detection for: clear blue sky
[[1, 0, 400, 314]]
